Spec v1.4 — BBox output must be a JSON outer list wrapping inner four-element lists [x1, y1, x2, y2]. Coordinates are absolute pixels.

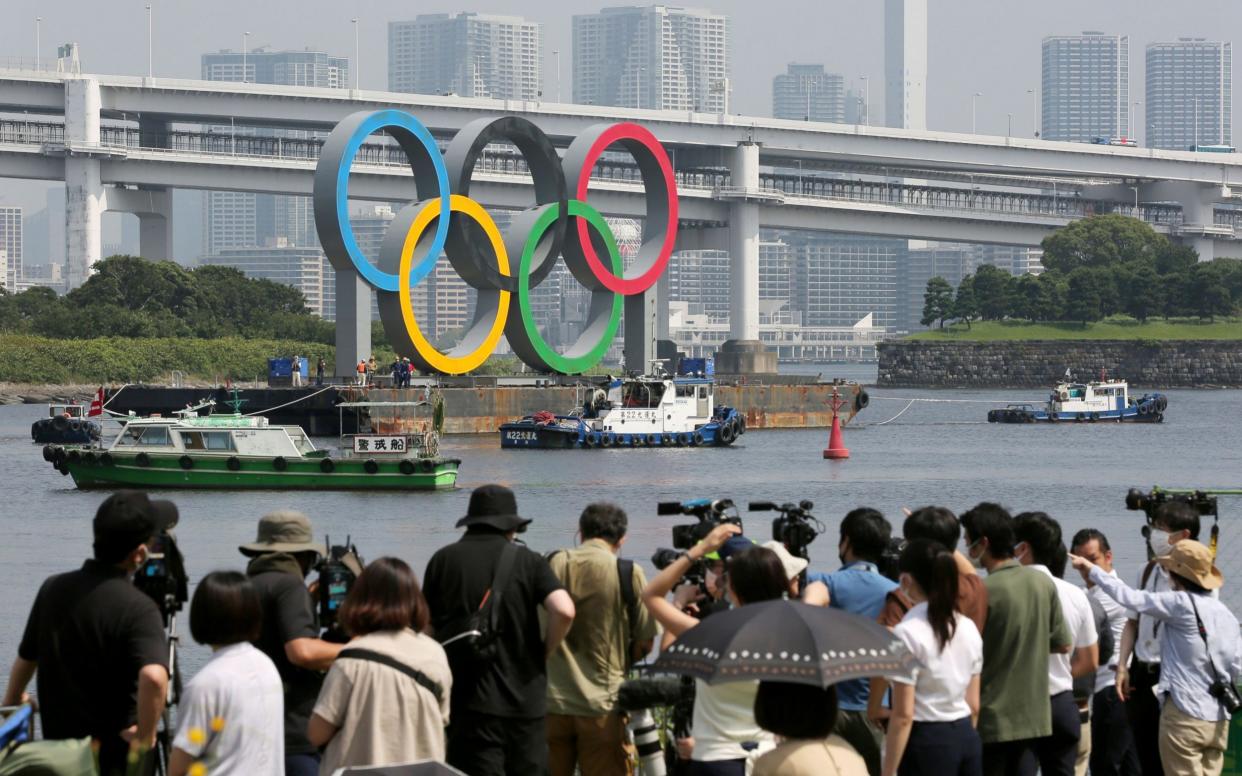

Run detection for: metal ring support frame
[[314, 110, 679, 374]]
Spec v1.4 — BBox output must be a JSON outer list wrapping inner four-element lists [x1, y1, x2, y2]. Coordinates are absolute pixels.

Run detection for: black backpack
[[439, 542, 518, 664]]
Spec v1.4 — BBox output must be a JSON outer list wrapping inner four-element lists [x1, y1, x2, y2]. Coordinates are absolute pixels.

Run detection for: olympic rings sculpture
[[313, 109, 679, 375]]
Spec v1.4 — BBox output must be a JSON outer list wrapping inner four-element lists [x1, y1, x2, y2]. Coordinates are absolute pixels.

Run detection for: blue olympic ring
[[316, 110, 451, 292]]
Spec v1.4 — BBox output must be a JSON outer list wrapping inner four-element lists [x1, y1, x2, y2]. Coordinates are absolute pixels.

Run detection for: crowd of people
[[3, 487, 1241, 776]]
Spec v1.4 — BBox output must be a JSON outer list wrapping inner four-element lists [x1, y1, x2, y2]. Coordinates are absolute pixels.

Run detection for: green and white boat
[[41, 399, 460, 490]]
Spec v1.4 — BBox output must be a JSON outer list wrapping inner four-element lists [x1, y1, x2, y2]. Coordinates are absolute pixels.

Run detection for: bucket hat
[[1157, 539, 1224, 590], [456, 484, 532, 533], [761, 540, 810, 583], [239, 510, 327, 557]]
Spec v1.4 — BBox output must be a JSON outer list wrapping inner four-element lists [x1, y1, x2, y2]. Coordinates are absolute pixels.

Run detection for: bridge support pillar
[[335, 268, 371, 379], [717, 141, 776, 375], [1141, 181, 1230, 262], [105, 187, 173, 260], [64, 77, 102, 289]]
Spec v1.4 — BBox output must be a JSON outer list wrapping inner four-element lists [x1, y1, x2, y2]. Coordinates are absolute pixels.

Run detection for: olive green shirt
[[546, 539, 659, 716], [978, 561, 1072, 743]]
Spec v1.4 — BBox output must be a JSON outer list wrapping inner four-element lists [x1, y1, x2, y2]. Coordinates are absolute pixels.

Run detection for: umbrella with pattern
[[653, 599, 916, 688]]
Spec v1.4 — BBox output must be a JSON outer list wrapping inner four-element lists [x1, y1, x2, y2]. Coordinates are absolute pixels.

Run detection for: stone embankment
[[878, 341, 1242, 388]]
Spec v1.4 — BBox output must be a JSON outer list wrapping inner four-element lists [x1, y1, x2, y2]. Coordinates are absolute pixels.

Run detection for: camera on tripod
[[658, 498, 742, 550], [1126, 487, 1219, 526], [750, 500, 822, 572], [133, 528, 189, 624], [317, 536, 364, 641]]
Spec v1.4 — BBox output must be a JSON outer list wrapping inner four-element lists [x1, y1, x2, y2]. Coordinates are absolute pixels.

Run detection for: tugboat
[[41, 397, 460, 490], [499, 369, 746, 450], [31, 400, 103, 445], [988, 372, 1167, 424]]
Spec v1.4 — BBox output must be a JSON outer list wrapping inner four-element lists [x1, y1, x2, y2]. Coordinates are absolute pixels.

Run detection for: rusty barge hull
[[101, 383, 848, 436]]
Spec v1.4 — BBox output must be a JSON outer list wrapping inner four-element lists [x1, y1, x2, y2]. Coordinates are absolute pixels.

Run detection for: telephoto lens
[[627, 708, 667, 776]]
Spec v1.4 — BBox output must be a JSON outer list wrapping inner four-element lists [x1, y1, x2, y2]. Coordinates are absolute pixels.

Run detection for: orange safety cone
[[823, 388, 850, 460]]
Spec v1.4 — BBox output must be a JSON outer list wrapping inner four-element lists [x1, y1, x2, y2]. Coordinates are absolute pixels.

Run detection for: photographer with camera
[[643, 523, 788, 775], [1069, 539, 1241, 776], [546, 503, 658, 776], [3, 492, 172, 776], [239, 510, 344, 776], [806, 508, 898, 776]]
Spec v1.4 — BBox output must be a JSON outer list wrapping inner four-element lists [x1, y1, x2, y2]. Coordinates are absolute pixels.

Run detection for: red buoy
[[823, 388, 850, 460]]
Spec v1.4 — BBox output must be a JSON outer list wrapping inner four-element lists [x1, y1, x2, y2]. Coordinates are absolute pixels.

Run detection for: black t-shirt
[[247, 555, 323, 755], [18, 560, 168, 751], [423, 530, 564, 719]]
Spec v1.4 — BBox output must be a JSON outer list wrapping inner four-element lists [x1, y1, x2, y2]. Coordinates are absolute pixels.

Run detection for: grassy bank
[[908, 318, 1242, 342]]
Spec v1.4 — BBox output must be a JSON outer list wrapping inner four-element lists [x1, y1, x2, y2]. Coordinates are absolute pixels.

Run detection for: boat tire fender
[[135, 452, 150, 467], [418, 459, 436, 473], [1139, 403, 1149, 415], [179, 455, 193, 470], [692, 431, 704, 446], [1155, 412, 1164, 423], [601, 433, 614, 447], [226, 456, 241, 471], [58, 462, 69, 476], [648, 434, 661, 446], [855, 390, 870, 411], [399, 460, 416, 475], [100, 452, 114, 466], [273, 456, 288, 472], [67, 449, 81, 462], [42, 445, 55, 462], [69, 419, 81, 432], [52, 415, 68, 432], [737, 415, 746, 434], [320, 458, 336, 473], [1089, 413, 1098, 423], [363, 459, 379, 474], [719, 423, 736, 445], [678, 432, 692, 446]]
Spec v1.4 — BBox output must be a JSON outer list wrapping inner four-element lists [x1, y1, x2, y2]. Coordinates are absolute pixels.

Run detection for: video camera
[[317, 536, 364, 641], [749, 500, 822, 566], [1126, 488, 1219, 525], [133, 528, 189, 624], [658, 498, 742, 550]]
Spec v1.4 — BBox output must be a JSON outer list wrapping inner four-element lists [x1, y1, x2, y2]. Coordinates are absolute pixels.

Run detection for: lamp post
[[145, 6, 152, 78], [553, 49, 561, 102], [35, 16, 41, 69], [351, 18, 359, 90], [1027, 87, 1038, 137], [1130, 101, 1141, 141], [242, 32, 250, 83], [971, 92, 983, 134], [1129, 186, 1139, 211], [1007, 113, 1013, 137]]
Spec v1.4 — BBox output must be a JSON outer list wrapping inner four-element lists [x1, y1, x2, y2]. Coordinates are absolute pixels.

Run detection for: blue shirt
[[808, 561, 899, 710], [1090, 566, 1242, 722]]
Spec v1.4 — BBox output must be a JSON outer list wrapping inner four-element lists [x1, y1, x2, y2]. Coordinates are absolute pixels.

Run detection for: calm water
[[2, 380, 1241, 674]]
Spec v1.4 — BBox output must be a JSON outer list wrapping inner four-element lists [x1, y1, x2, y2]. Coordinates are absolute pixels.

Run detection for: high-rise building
[[200, 243, 337, 319], [201, 49, 349, 256], [884, 0, 927, 130], [0, 207, 22, 290], [785, 233, 904, 330], [668, 250, 731, 321], [772, 64, 845, 123], [1042, 32, 1130, 142], [572, 5, 729, 112], [1146, 39, 1232, 150], [896, 243, 1041, 331], [388, 13, 542, 100]]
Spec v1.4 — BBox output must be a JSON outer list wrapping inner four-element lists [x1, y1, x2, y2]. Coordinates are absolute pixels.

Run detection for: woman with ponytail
[[881, 540, 984, 776]]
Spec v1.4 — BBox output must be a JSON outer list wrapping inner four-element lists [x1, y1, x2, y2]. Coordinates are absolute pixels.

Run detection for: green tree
[[1065, 268, 1104, 325], [952, 274, 979, 329], [973, 264, 1015, 320], [920, 276, 955, 328], [1040, 214, 1166, 274], [1190, 263, 1236, 321], [1122, 263, 1162, 323], [1161, 269, 1193, 319], [1155, 241, 1199, 276]]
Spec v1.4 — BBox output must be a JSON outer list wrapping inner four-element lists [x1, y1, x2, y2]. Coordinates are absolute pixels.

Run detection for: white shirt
[[1133, 562, 1169, 663], [1089, 568, 1129, 691], [691, 679, 775, 762], [1033, 564, 1097, 695], [892, 603, 983, 722], [1091, 566, 1242, 722], [172, 642, 284, 776]]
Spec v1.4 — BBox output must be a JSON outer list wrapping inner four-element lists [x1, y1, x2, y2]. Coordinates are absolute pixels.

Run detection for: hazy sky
[[1, 0, 1238, 220]]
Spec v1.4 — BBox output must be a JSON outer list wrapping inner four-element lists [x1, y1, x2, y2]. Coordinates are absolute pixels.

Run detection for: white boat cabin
[[1048, 379, 1130, 415], [109, 415, 316, 458], [589, 377, 716, 435]]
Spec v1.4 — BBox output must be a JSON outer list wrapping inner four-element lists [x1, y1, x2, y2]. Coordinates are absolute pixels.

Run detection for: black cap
[[93, 491, 179, 562], [456, 484, 532, 533]]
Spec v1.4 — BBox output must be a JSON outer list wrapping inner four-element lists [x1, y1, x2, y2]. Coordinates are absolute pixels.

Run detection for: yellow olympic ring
[[394, 195, 510, 374]]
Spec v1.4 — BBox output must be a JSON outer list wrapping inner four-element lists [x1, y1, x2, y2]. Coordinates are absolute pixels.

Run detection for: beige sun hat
[[239, 510, 327, 557], [1157, 540, 1224, 590]]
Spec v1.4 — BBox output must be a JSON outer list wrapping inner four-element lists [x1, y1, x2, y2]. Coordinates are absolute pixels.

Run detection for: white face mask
[[1148, 529, 1175, 557]]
